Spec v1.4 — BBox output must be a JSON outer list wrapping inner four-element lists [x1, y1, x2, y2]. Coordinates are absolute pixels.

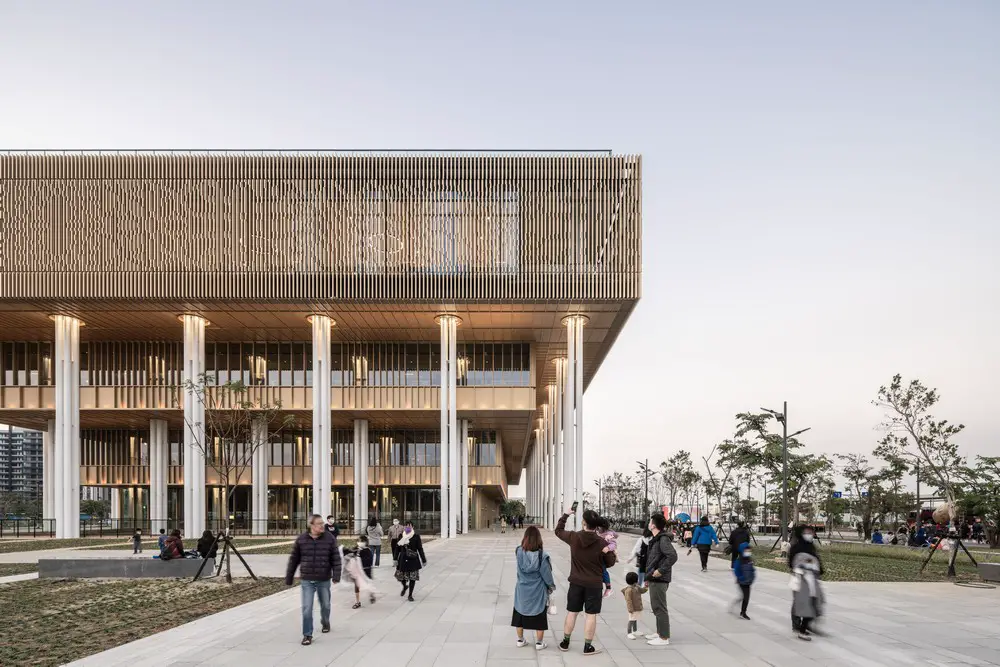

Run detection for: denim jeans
[[636, 569, 645, 586], [300, 579, 331, 637], [372, 544, 381, 566]]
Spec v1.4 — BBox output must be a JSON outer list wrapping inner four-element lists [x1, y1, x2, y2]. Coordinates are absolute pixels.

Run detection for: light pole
[[636, 459, 653, 520], [594, 477, 603, 515], [761, 402, 811, 543]]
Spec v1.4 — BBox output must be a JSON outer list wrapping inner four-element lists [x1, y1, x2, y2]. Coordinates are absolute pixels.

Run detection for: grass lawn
[[248, 538, 350, 555], [0, 576, 288, 666], [729, 542, 995, 582], [0, 563, 38, 577], [0, 538, 137, 555]]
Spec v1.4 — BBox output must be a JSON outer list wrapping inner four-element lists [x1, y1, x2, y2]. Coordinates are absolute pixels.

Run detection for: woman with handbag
[[394, 521, 426, 602], [512, 525, 555, 650]]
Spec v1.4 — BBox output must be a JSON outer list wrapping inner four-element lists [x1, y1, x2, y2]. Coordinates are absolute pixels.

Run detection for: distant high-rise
[[0, 425, 44, 504]]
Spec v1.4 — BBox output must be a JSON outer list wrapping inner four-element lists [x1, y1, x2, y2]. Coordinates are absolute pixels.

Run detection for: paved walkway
[[59, 530, 1000, 666]]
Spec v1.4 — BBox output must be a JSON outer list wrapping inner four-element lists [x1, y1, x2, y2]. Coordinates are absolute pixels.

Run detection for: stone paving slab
[[61, 530, 1000, 666]]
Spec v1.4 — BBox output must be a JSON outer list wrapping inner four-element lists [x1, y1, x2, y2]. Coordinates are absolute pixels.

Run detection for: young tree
[[956, 456, 1000, 547], [837, 454, 886, 539], [873, 375, 965, 522], [500, 499, 526, 519], [701, 439, 748, 526], [659, 451, 697, 516], [80, 498, 110, 520], [180, 373, 295, 582]]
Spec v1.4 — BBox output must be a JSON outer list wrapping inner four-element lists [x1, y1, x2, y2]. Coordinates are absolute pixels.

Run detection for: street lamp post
[[636, 459, 653, 520], [762, 402, 811, 544], [595, 477, 603, 515]]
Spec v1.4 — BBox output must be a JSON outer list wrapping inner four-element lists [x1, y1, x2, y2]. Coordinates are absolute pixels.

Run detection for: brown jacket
[[554, 513, 617, 588], [622, 583, 647, 613]]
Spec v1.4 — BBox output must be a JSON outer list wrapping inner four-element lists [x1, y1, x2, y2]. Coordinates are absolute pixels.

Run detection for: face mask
[[393, 520, 399, 525], [404, 527, 412, 534], [803, 534, 814, 543], [743, 550, 752, 558]]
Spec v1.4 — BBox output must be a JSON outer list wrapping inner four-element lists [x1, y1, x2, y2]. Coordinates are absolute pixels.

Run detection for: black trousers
[[738, 584, 750, 615], [697, 545, 710, 568]]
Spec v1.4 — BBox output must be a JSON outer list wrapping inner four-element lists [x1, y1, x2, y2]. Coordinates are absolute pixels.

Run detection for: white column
[[573, 317, 585, 521], [53, 315, 81, 538], [311, 315, 333, 518], [182, 314, 207, 539], [110, 488, 121, 521], [251, 419, 268, 536], [353, 418, 369, 533], [437, 314, 460, 539], [459, 419, 469, 533], [43, 419, 55, 522], [150, 418, 168, 534], [540, 424, 549, 529], [562, 326, 577, 531]]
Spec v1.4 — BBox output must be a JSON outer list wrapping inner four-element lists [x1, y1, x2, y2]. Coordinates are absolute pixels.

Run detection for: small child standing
[[132, 528, 143, 554], [621, 571, 648, 639], [732, 541, 755, 620]]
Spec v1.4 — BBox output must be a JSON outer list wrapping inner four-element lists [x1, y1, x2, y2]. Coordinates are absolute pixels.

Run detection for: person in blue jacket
[[871, 529, 884, 544], [691, 517, 719, 572], [731, 541, 755, 620]]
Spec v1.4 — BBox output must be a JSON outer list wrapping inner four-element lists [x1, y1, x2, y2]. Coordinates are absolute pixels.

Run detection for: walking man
[[286, 514, 343, 646], [554, 506, 617, 656], [645, 513, 677, 646]]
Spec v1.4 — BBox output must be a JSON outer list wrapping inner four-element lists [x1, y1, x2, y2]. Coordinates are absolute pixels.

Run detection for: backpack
[[159, 543, 173, 561]]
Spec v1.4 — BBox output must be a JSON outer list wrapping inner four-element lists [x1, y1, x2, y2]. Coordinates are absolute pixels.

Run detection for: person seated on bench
[[197, 530, 219, 559], [160, 529, 184, 560]]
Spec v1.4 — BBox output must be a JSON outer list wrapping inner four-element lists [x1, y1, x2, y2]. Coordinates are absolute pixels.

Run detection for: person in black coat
[[787, 524, 823, 574], [286, 514, 343, 645], [728, 521, 750, 565], [196, 530, 219, 559], [393, 521, 427, 601]]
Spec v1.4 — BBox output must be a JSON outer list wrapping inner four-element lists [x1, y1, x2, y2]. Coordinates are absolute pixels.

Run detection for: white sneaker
[[535, 642, 547, 650], [515, 638, 527, 648], [644, 633, 659, 640], [647, 637, 670, 646], [626, 633, 638, 640]]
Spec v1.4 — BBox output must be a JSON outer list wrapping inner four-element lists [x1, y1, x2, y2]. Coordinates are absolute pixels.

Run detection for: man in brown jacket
[[554, 506, 617, 656]]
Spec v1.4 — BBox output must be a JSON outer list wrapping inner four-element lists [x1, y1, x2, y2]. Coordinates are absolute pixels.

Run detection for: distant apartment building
[[0, 425, 44, 503]]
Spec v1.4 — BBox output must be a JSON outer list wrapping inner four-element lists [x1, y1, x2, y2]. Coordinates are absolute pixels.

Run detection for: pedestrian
[[691, 516, 719, 572], [157, 528, 167, 551], [787, 524, 823, 574], [501, 516, 507, 534], [731, 540, 755, 620], [728, 521, 750, 567], [644, 513, 677, 646], [625, 528, 652, 585], [621, 571, 648, 640], [366, 516, 384, 567], [512, 525, 555, 651], [388, 518, 404, 563], [285, 514, 343, 646], [325, 515, 340, 540], [347, 534, 376, 609], [682, 524, 693, 548], [554, 506, 616, 656], [132, 528, 143, 554], [790, 552, 824, 640], [394, 521, 426, 601]]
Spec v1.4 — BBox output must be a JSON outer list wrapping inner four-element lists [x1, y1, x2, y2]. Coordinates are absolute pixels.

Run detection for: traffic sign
[[832, 491, 842, 499]]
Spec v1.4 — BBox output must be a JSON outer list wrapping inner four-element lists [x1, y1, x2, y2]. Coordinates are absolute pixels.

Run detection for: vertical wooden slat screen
[[0, 152, 640, 303]]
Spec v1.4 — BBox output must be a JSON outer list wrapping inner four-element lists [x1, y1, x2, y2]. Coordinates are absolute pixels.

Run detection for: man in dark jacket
[[286, 514, 343, 646], [554, 507, 616, 656], [644, 513, 678, 646], [728, 521, 750, 565]]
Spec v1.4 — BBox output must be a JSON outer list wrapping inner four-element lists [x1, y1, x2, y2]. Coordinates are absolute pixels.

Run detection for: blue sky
[[1, 1, 997, 497]]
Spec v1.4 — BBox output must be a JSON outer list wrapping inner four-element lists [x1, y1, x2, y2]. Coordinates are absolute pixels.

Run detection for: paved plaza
[[30, 531, 999, 666]]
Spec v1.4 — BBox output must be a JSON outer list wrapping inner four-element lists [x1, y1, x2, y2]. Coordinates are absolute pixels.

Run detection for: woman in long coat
[[394, 521, 426, 601], [512, 525, 555, 650]]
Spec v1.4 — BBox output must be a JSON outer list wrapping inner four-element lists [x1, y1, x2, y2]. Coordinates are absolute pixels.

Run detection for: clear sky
[[2, 1, 997, 498]]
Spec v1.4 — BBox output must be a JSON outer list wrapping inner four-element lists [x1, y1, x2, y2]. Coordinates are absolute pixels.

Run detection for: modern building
[[0, 425, 44, 504], [0, 151, 642, 538]]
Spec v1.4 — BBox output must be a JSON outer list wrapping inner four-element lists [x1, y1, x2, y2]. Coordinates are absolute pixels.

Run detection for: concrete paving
[[48, 530, 1000, 666]]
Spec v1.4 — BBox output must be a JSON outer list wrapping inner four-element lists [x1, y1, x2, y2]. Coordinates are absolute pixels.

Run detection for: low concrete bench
[[38, 557, 214, 579], [979, 562, 1000, 582]]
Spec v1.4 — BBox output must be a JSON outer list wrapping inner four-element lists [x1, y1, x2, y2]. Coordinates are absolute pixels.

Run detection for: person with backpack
[[626, 528, 652, 585], [286, 514, 343, 646], [731, 540, 755, 620]]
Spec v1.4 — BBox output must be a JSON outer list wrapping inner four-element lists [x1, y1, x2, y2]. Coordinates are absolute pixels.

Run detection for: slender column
[[437, 315, 460, 539], [561, 349, 576, 531], [540, 424, 549, 529], [460, 418, 469, 534], [43, 419, 55, 522], [353, 418, 369, 533], [311, 315, 334, 518], [150, 418, 168, 534], [544, 405, 554, 528], [251, 419, 268, 535], [110, 488, 121, 521], [182, 314, 207, 539], [53, 314, 81, 538], [361, 419, 369, 530], [573, 317, 586, 521]]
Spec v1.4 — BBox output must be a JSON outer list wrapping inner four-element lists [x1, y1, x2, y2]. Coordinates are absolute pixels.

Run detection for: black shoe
[[351, 602, 361, 609], [558, 639, 570, 652], [796, 631, 812, 642], [301, 636, 312, 645], [321, 623, 331, 633], [400, 587, 407, 597], [407, 595, 414, 602], [582, 644, 602, 656], [740, 613, 750, 620], [370, 594, 376, 604]]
